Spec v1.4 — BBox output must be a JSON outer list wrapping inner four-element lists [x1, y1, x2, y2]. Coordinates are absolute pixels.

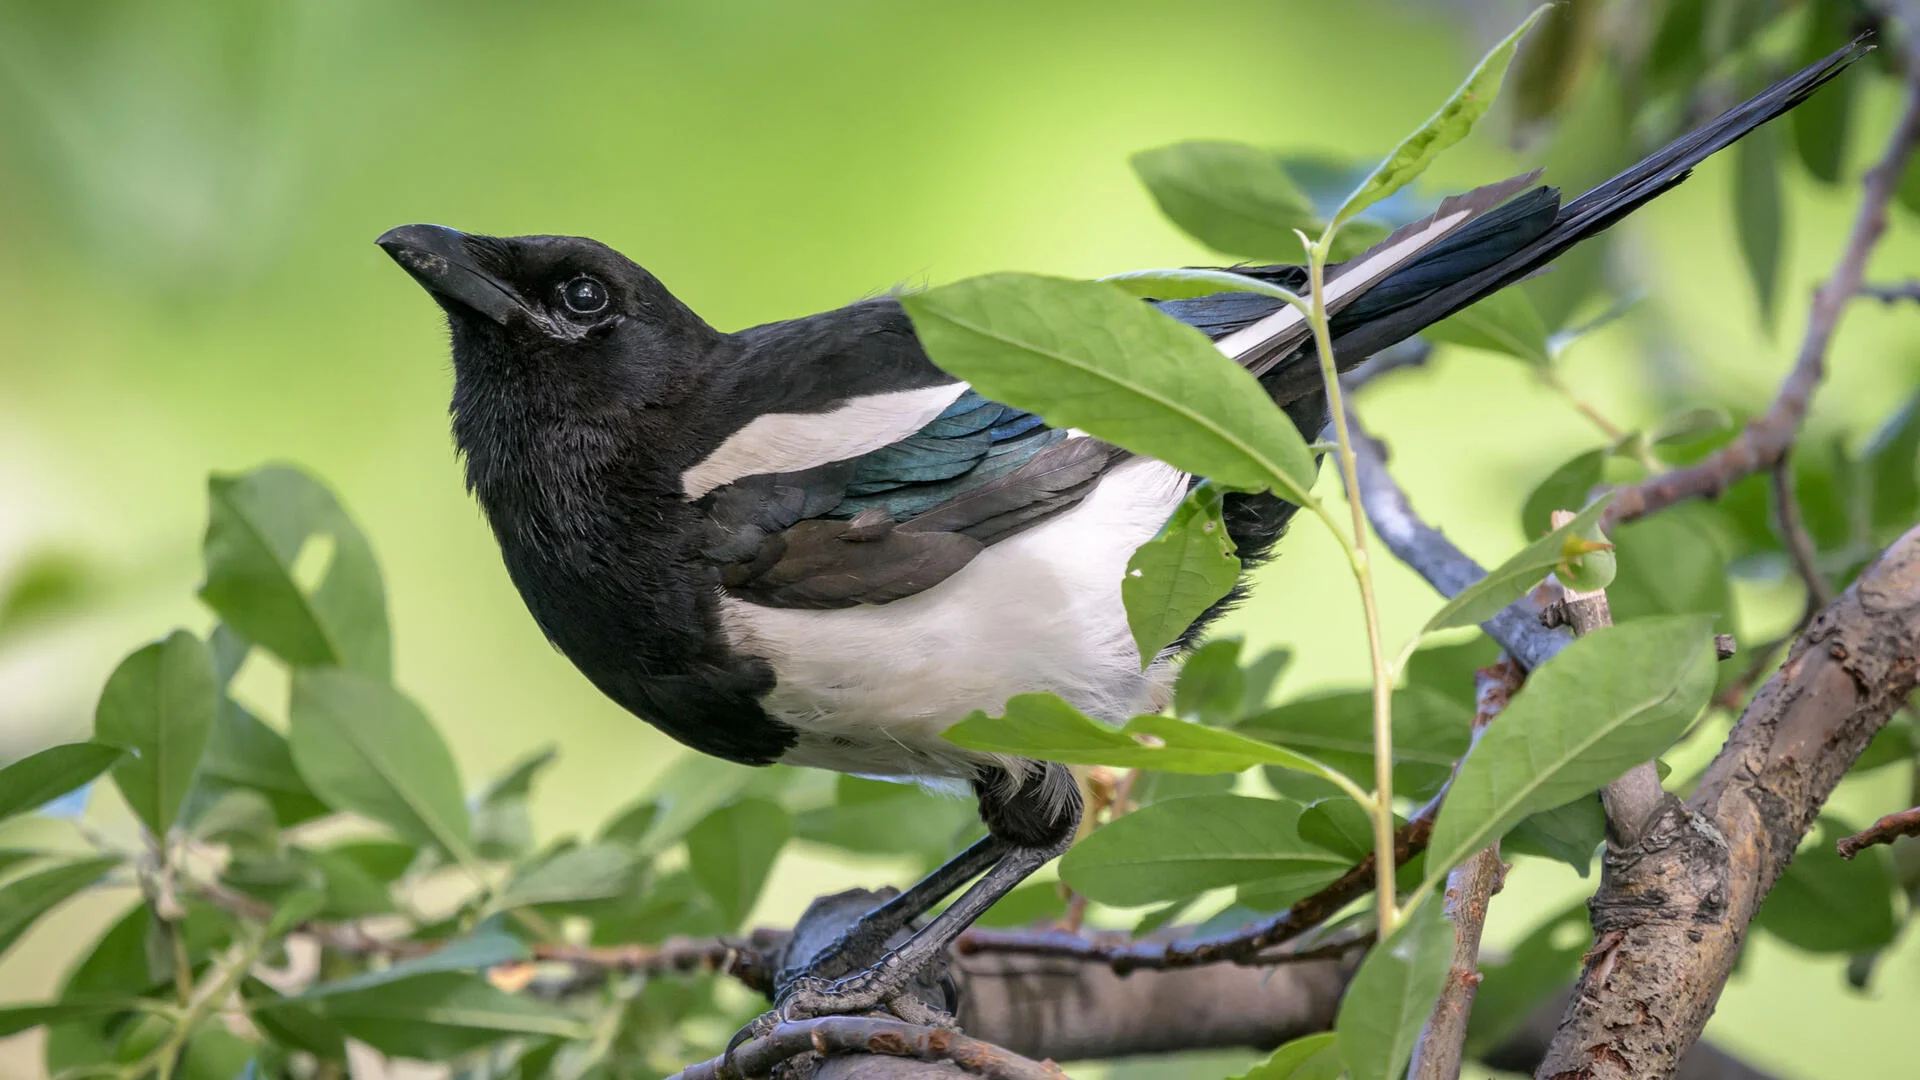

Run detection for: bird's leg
[[779, 833, 1008, 984], [770, 761, 1082, 1024]]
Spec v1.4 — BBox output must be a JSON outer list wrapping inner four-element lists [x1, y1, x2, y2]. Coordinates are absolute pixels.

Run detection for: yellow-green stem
[[1305, 236, 1400, 935]]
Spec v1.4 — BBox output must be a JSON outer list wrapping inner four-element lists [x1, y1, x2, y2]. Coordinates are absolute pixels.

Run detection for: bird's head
[[376, 224, 718, 409]]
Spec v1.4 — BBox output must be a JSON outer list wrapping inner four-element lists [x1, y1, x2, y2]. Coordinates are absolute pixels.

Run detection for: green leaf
[[1124, 482, 1241, 666], [0, 857, 120, 959], [190, 698, 329, 827], [1424, 494, 1615, 632], [45, 904, 156, 1074], [306, 841, 415, 919], [1422, 288, 1551, 366], [1754, 816, 1897, 953], [1466, 900, 1589, 1057], [244, 979, 346, 1060], [499, 844, 645, 909], [1229, 1031, 1344, 1080], [685, 798, 791, 927], [1238, 685, 1473, 799], [1102, 267, 1303, 305], [1130, 141, 1320, 262], [0, 549, 92, 636], [287, 669, 472, 860], [1238, 645, 1294, 715], [298, 973, 586, 1059], [301, 929, 529, 997], [1059, 794, 1349, 906], [1503, 794, 1605, 875], [1336, 895, 1456, 1080], [901, 273, 1319, 500], [597, 798, 660, 846], [1332, 5, 1548, 226], [1404, 635, 1502, 709], [628, 755, 758, 853], [199, 466, 391, 677], [178, 1026, 257, 1080], [795, 776, 980, 859], [945, 693, 1345, 781], [472, 745, 558, 860], [1424, 616, 1717, 880], [1606, 509, 1733, 622], [0, 997, 153, 1039], [1296, 798, 1381, 863], [1173, 638, 1246, 724], [975, 880, 1069, 929], [1790, 0, 1857, 185], [1734, 118, 1783, 325], [94, 631, 218, 838], [1864, 389, 1920, 532], [0, 743, 124, 825]]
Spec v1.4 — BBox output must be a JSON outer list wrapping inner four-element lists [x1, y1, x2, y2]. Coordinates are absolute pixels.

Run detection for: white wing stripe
[[681, 382, 970, 498]]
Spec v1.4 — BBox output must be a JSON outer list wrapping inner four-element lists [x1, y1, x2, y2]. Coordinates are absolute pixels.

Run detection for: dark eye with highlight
[[560, 276, 609, 316]]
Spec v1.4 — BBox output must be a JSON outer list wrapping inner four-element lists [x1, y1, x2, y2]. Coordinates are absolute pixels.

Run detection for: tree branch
[[1407, 658, 1522, 1080], [1771, 458, 1835, 613], [668, 1017, 1064, 1080], [1601, 61, 1920, 529], [1835, 805, 1920, 858], [1535, 524, 1920, 1079]]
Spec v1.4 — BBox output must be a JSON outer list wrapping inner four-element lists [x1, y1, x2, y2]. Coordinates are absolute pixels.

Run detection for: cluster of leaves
[[0, 466, 994, 1080]]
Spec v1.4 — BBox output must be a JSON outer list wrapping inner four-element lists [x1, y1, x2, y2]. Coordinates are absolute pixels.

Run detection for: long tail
[[1249, 34, 1872, 407]]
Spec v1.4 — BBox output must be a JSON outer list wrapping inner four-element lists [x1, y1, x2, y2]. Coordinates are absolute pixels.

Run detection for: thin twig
[[1857, 279, 1920, 303], [1603, 72, 1920, 528], [1836, 806, 1920, 858], [668, 1017, 1064, 1080], [1772, 457, 1835, 612], [1407, 660, 1522, 1080]]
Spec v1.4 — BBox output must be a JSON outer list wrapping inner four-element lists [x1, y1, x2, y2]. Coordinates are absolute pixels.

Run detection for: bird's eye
[[560, 276, 609, 316]]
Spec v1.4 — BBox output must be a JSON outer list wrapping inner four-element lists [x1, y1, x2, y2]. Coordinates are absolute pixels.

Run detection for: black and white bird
[[378, 42, 1862, 1023]]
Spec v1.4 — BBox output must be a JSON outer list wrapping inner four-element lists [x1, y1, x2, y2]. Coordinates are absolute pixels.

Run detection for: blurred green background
[[1, 1, 1916, 1077]]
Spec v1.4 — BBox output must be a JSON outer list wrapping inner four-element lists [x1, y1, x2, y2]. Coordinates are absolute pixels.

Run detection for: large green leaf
[[1423, 494, 1615, 632], [900, 273, 1318, 500], [1606, 509, 1733, 623], [302, 930, 527, 997], [94, 631, 218, 838], [1059, 794, 1348, 906], [1735, 118, 1783, 325], [498, 844, 645, 910], [1238, 685, 1473, 799], [472, 745, 558, 859], [1424, 616, 1717, 879], [0, 998, 155, 1039], [1131, 141, 1320, 262], [1332, 5, 1548, 226], [1230, 1031, 1344, 1080], [945, 693, 1343, 780], [287, 669, 472, 860], [795, 776, 980, 859], [297, 973, 586, 1059], [626, 754, 758, 853], [1123, 482, 1240, 667], [685, 798, 791, 927], [0, 743, 124, 826], [1754, 816, 1898, 953], [1422, 287, 1551, 366], [1102, 266, 1303, 305], [1789, 0, 1857, 185], [1521, 448, 1607, 539], [0, 857, 120, 959], [1864, 389, 1920, 531], [1336, 896, 1456, 1080], [1172, 638, 1247, 725], [190, 698, 330, 827], [44, 903, 156, 1074], [199, 466, 390, 677], [1504, 794, 1605, 876]]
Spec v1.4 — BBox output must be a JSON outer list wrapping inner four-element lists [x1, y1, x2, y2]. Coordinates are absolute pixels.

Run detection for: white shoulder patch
[[681, 382, 970, 498]]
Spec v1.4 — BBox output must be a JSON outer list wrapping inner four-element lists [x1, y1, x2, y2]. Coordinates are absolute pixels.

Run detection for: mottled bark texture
[[1535, 525, 1920, 1080]]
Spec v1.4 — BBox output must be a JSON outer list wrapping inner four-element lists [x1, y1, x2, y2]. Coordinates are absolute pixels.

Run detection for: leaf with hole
[[901, 273, 1318, 500], [1424, 616, 1716, 880], [199, 466, 390, 677], [288, 669, 472, 861], [1059, 794, 1349, 906], [1336, 895, 1455, 1080], [1124, 482, 1241, 668], [946, 693, 1344, 781], [0, 743, 124, 827], [1424, 494, 1615, 632], [94, 631, 217, 838]]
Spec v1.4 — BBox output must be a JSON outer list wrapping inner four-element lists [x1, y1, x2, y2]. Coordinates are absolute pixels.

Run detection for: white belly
[[716, 455, 1190, 783]]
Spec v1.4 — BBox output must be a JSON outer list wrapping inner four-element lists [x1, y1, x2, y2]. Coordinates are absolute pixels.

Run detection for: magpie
[[377, 41, 1863, 1024]]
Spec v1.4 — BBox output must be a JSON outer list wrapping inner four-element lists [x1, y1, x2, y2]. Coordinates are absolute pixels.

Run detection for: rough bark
[[1534, 525, 1920, 1079]]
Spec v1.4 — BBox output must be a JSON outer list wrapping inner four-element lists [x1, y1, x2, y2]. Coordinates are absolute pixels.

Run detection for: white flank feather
[[681, 383, 969, 498]]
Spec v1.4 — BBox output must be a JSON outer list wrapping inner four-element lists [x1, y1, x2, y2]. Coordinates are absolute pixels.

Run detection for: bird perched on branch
[[378, 41, 1864, 1026]]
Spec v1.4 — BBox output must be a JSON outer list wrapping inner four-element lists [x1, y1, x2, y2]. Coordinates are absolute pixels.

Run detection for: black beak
[[376, 224, 523, 325]]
